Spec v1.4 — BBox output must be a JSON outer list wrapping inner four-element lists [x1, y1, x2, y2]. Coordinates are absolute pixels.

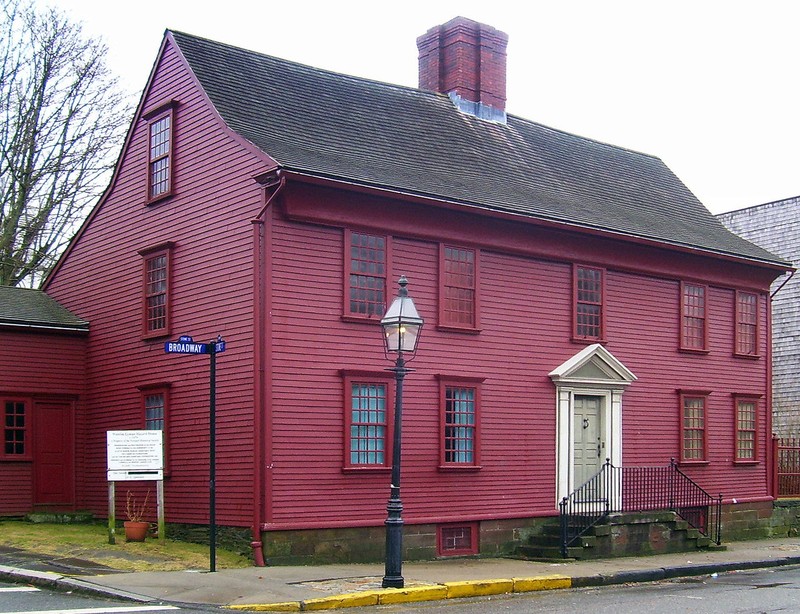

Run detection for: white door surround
[[549, 343, 637, 505]]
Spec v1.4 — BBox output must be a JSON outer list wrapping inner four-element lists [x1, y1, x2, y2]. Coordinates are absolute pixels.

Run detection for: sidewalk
[[3, 538, 800, 611]]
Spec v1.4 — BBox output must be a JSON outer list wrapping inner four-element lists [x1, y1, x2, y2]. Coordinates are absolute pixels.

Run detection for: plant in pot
[[123, 490, 150, 542]]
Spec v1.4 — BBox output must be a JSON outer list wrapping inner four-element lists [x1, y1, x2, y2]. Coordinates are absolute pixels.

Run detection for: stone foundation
[[253, 501, 800, 565]]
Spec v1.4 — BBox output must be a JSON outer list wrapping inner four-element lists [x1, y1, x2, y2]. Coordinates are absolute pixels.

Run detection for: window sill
[[679, 347, 710, 355], [341, 315, 383, 325], [677, 460, 710, 466], [436, 325, 482, 335], [143, 331, 170, 342], [145, 192, 174, 207], [0, 457, 32, 462], [342, 466, 391, 474], [438, 465, 482, 472], [733, 460, 760, 466], [571, 337, 606, 345], [733, 353, 761, 360]]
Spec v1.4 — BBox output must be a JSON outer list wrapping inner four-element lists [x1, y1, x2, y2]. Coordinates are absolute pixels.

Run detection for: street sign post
[[164, 335, 226, 572]]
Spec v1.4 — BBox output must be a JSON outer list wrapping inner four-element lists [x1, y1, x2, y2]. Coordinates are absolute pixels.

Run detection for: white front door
[[573, 395, 604, 488], [550, 343, 637, 505]]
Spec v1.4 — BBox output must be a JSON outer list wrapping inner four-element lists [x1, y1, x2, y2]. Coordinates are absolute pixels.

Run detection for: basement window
[[437, 523, 478, 556]]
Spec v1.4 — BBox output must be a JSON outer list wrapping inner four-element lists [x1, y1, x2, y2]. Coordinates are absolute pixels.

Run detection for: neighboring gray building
[[718, 197, 800, 436]]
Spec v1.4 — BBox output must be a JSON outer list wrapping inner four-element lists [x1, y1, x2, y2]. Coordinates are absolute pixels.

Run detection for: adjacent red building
[[0, 286, 88, 514], [4, 17, 791, 562]]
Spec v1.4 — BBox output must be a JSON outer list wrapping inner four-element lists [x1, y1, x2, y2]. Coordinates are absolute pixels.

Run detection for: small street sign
[[164, 335, 227, 355]]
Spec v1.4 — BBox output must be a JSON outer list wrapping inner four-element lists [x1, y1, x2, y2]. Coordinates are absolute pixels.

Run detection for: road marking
[[0, 606, 178, 614], [0, 586, 40, 592]]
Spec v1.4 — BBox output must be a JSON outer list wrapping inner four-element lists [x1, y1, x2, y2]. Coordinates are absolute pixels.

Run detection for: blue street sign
[[164, 336, 227, 355]]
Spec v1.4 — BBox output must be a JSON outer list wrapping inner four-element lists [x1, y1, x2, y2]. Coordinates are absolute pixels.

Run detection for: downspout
[[250, 170, 285, 566], [767, 269, 794, 500]]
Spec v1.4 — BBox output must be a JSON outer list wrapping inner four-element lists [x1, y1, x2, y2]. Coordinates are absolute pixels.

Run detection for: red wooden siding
[[265, 184, 773, 530], [45, 39, 274, 526]]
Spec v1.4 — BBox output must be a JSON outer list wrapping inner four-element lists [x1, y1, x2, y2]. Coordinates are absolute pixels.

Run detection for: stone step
[[516, 544, 584, 560]]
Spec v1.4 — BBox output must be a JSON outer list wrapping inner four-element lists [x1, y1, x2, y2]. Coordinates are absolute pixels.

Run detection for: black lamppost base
[[382, 575, 404, 589]]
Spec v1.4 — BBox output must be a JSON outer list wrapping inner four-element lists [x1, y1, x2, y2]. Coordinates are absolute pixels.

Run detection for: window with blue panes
[[349, 382, 389, 466]]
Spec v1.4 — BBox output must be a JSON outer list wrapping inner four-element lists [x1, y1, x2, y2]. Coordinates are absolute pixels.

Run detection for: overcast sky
[[43, 0, 800, 214]]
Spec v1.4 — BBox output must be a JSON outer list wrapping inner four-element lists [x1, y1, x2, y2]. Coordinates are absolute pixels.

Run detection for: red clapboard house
[[0, 286, 88, 514], [22, 16, 794, 562]]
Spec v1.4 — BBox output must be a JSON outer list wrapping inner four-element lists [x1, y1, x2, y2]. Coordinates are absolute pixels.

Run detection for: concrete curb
[[0, 564, 153, 603], [225, 574, 573, 611]]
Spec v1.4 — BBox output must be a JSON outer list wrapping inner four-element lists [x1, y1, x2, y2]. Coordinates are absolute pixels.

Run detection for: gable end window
[[139, 243, 174, 339], [680, 391, 709, 463], [344, 230, 389, 319], [440, 245, 479, 330], [343, 372, 393, 470], [573, 265, 604, 341], [2, 399, 30, 460], [144, 102, 178, 203], [734, 396, 758, 463], [735, 291, 759, 357], [680, 282, 708, 352]]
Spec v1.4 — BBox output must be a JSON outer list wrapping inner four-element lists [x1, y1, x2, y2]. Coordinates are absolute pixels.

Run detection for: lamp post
[[380, 276, 423, 589]]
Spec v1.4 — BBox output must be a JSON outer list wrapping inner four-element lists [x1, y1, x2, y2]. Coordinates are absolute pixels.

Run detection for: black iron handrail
[[559, 458, 722, 557]]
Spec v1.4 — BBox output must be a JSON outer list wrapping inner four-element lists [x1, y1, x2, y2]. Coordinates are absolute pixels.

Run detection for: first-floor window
[[2, 399, 28, 459], [344, 375, 391, 468], [735, 396, 758, 462], [140, 386, 169, 469], [144, 392, 166, 431], [439, 378, 481, 467], [680, 392, 707, 462]]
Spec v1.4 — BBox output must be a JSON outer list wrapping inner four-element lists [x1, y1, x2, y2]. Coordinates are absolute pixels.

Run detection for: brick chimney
[[417, 16, 509, 122]]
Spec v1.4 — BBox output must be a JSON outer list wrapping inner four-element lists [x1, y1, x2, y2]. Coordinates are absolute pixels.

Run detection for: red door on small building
[[33, 401, 74, 509]]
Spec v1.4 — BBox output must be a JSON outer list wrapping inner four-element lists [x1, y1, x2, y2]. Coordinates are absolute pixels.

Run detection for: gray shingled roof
[[0, 286, 89, 331], [170, 31, 787, 267]]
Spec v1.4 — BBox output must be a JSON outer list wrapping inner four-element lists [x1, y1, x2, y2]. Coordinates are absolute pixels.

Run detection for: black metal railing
[[559, 458, 722, 557], [777, 437, 800, 497]]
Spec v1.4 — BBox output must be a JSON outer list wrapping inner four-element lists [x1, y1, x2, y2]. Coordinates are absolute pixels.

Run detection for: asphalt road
[[0, 581, 217, 614]]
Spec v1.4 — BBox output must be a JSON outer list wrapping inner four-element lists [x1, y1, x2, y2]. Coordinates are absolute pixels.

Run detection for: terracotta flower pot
[[123, 520, 149, 542]]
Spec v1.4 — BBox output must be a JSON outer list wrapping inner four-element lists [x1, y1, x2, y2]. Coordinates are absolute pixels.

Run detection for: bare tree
[[0, 0, 132, 287]]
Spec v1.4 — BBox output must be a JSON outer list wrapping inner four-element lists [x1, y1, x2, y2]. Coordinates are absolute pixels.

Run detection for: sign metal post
[[165, 335, 226, 572]]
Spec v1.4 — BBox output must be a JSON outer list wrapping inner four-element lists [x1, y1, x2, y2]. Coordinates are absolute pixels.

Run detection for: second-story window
[[345, 230, 388, 319], [574, 265, 604, 341], [139, 243, 173, 339], [735, 291, 758, 356], [440, 246, 478, 330], [680, 282, 707, 351]]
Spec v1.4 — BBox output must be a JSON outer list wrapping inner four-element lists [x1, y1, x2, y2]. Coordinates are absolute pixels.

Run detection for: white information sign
[[106, 430, 164, 481]]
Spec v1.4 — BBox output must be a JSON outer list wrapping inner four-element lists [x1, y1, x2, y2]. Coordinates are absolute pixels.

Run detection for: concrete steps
[[517, 511, 726, 561]]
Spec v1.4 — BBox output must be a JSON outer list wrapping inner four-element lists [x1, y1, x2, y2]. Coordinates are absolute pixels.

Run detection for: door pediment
[[549, 343, 637, 389]]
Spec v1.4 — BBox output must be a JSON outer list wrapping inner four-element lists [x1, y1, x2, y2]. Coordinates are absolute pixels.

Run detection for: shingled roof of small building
[[169, 30, 787, 267], [0, 286, 89, 331]]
